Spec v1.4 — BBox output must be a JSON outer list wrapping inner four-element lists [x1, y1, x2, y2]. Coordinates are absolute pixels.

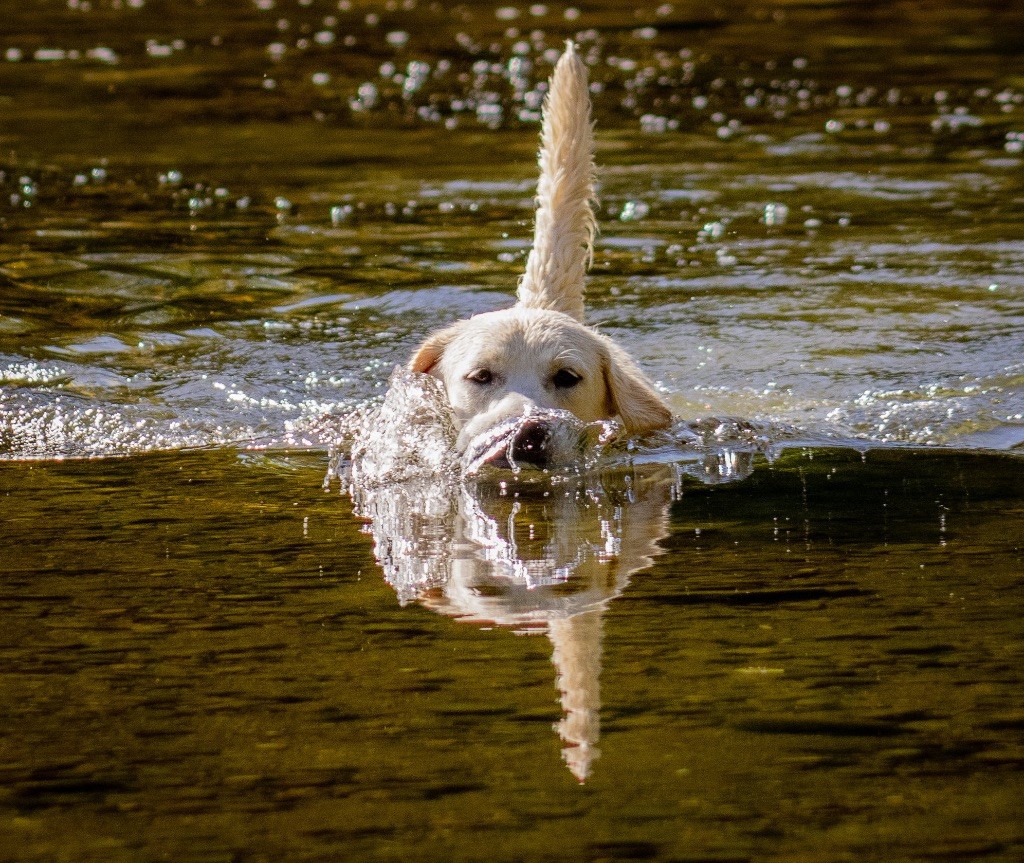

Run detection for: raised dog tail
[[516, 41, 596, 323]]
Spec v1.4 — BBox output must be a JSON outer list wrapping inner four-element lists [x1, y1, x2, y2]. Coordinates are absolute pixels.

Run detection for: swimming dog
[[410, 42, 672, 467]]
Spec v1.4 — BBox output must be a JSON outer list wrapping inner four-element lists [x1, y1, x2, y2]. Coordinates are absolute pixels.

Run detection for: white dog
[[410, 42, 672, 468]]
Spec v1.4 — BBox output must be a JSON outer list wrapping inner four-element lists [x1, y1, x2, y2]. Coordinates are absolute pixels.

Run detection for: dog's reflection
[[352, 463, 677, 782]]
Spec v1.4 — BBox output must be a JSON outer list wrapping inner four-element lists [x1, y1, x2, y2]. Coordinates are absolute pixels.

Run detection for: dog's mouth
[[461, 410, 590, 475]]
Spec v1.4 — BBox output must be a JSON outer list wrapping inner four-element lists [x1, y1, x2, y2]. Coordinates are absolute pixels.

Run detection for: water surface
[[2, 449, 1023, 860], [1, 1, 1023, 860]]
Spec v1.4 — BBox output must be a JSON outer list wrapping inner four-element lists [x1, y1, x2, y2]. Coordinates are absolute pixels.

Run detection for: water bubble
[[476, 102, 503, 128], [86, 46, 118, 64], [697, 221, 724, 241], [351, 81, 378, 111], [639, 114, 669, 133], [403, 60, 430, 96], [145, 41, 173, 58], [619, 200, 649, 221], [931, 112, 982, 133], [762, 202, 788, 225]]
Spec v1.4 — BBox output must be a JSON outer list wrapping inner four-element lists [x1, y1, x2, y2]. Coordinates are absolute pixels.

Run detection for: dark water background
[[1, 1, 1023, 860]]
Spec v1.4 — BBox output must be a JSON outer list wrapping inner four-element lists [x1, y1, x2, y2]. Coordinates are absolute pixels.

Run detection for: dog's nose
[[510, 419, 551, 466]]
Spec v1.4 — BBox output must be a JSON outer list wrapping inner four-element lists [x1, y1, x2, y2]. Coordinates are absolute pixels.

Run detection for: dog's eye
[[467, 369, 494, 385], [552, 368, 582, 389]]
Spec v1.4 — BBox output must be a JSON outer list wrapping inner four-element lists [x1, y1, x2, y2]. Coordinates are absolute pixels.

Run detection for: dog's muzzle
[[462, 411, 586, 474]]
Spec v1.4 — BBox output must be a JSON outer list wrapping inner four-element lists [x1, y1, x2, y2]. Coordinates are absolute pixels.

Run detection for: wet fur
[[410, 42, 671, 451]]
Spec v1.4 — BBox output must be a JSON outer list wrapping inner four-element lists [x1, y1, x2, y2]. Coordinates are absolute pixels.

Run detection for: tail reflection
[[351, 465, 676, 782], [549, 610, 603, 781]]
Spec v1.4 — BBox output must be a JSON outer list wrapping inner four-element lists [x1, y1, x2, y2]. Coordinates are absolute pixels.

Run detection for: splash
[[329, 367, 459, 491], [460, 409, 620, 476]]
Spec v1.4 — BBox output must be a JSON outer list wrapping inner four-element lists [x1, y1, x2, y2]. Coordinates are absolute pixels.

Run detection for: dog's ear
[[409, 333, 448, 375], [409, 324, 461, 375], [602, 341, 673, 435]]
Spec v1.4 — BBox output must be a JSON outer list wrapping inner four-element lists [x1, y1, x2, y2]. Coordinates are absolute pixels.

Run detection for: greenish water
[[1, 0, 1023, 860], [1, 449, 1022, 861]]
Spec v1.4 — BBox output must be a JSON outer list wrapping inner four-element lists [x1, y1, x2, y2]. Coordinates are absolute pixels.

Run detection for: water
[[3, 3, 1023, 457], [1, 1, 1023, 859], [2, 449, 1022, 860]]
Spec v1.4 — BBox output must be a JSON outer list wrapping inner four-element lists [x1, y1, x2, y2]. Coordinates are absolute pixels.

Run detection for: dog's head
[[410, 306, 671, 466]]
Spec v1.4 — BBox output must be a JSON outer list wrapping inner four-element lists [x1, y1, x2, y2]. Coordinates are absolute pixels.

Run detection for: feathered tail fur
[[516, 41, 596, 323]]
